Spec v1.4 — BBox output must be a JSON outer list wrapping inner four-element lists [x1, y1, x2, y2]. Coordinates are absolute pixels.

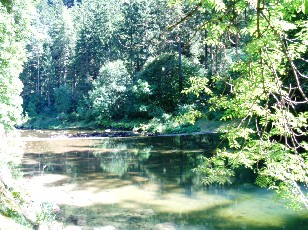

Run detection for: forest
[[19, 0, 211, 132], [1, 0, 308, 228]]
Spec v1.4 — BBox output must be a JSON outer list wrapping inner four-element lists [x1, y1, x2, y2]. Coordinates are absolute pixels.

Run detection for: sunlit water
[[20, 130, 308, 230]]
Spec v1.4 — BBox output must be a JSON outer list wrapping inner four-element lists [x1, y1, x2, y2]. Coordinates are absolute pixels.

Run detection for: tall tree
[[72, 0, 123, 97], [119, 0, 176, 75], [21, 0, 77, 114], [0, 1, 34, 130]]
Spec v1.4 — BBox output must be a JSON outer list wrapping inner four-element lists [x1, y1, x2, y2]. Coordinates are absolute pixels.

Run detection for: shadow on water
[[20, 133, 308, 229], [58, 199, 308, 230]]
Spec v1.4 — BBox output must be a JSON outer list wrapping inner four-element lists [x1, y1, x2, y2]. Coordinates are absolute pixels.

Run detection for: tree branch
[[168, 1, 203, 31]]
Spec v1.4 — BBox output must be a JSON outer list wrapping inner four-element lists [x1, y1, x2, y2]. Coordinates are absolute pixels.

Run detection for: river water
[[20, 130, 308, 230]]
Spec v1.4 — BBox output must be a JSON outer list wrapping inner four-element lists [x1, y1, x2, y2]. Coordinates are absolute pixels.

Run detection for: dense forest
[[19, 0, 210, 131], [1, 0, 308, 227]]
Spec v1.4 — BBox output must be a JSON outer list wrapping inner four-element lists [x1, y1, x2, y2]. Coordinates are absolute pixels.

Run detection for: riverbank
[[19, 115, 228, 137]]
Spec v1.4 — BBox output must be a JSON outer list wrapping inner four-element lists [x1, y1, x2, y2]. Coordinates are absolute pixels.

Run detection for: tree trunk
[[47, 76, 51, 107], [37, 54, 40, 95], [204, 30, 208, 69], [178, 34, 183, 105], [210, 45, 213, 76], [215, 45, 218, 74]]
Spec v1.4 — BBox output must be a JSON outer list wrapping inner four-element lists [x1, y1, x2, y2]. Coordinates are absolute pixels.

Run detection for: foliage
[[135, 111, 200, 134], [54, 85, 72, 113], [134, 53, 205, 115], [20, 0, 206, 128], [89, 60, 132, 121], [176, 0, 308, 210], [193, 155, 235, 186], [174, 104, 202, 125], [0, 1, 32, 130], [0, 0, 33, 223], [95, 119, 142, 130]]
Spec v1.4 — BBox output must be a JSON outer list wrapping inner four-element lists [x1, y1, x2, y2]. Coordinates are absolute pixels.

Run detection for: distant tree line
[[20, 0, 218, 124]]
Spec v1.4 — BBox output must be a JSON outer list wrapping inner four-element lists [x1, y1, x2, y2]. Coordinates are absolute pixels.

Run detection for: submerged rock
[[76, 216, 87, 226], [66, 215, 87, 226], [139, 209, 155, 216]]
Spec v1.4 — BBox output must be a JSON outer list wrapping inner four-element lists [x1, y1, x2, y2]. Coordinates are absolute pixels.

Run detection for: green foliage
[[193, 155, 235, 186], [0, 0, 38, 223], [0, 1, 32, 130], [54, 85, 72, 113], [0, 0, 12, 11], [134, 53, 205, 115], [132, 79, 153, 102], [182, 76, 212, 97], [136, 113, 175, 133], [174, 104, 202, 125], [177, 0, 308, 209], [20, 0, 205, 128], [26, 101, 38, 117], [136, 111, 200, 134], [89, 60, 132, 121]]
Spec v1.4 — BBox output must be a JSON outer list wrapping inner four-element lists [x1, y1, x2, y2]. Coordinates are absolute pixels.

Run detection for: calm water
[[20, 130, 308, 230]]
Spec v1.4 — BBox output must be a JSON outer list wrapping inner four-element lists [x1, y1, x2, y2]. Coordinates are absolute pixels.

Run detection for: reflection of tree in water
[[99, 152, 131, 177], [141, 134, 226, 193], [23, 134, 228, 189], [91, 135, 223, 189], [93, 139, 152, 176]]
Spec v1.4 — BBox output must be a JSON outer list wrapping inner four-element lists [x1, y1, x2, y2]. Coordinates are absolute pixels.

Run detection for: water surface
[[20, 130, 308, 230]]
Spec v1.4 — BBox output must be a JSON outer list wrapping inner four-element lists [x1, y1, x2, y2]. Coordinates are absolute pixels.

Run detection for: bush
[[135, 112, 200, 134]]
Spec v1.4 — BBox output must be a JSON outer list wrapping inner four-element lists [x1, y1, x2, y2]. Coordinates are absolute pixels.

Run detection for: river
[[19, 130, 308, 230]]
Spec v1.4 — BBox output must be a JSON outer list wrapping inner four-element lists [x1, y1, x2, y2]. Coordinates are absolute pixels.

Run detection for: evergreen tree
[[72, 0, 123, 98], [21, 0, 77, 115]]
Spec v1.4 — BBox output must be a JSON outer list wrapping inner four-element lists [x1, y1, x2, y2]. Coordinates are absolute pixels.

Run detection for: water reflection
[[93, 140, 152, 176], [20, 131, 308, 230]]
